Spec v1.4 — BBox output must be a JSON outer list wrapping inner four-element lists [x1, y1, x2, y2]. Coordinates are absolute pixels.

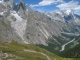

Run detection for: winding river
[[60, 38, 75, 51]]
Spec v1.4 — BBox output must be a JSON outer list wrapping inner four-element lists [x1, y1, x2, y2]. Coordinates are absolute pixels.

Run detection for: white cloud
[[74, 6, 80, 11], [57, 1, 80, 12], [30, 0, 64, 7], [30, 0, 80, 15]]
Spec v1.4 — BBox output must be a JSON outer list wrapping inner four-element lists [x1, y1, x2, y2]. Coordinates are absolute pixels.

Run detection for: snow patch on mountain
[[0, 12, 4, 15], [65, 9, 72, 15], [46, 14, 53, 19], [0, 0, 3, 3]]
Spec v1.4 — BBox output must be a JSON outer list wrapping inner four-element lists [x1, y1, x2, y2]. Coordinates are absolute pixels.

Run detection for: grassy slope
[[0, 42, 79, 60], [0, 42, 59, 60]]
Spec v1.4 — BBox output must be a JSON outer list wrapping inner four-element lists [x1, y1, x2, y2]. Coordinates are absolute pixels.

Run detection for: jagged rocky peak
[[14, 0, 28, 11], [14, 0, 29, 18], [18, 0, 27, 10], [20, 0, 23, 2]]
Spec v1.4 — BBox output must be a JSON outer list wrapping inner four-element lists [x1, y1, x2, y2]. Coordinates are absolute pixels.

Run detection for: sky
[[14, 0, 80, 15]]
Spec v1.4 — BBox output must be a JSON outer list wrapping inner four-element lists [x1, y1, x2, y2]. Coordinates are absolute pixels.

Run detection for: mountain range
[[0, 0, 80, 54]]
